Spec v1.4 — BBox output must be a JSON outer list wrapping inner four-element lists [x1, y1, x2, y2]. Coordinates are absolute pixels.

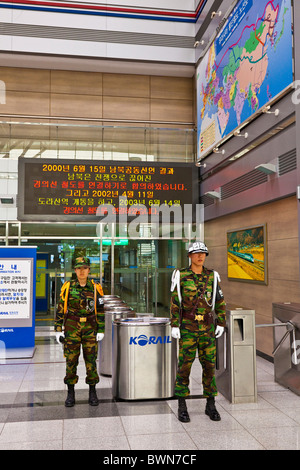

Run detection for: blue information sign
[[0, 246, 36, 359]]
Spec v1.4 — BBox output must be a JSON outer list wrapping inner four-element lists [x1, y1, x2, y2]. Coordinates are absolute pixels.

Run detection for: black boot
[[88, 385, 99, 406], [177, 397, 190, 423], [205, 397, 221, 421], [65, 384, 75, 407]]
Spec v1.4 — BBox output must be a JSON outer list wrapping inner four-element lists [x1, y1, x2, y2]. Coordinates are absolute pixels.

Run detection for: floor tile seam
[[0, 418, 65, 441], [245, 424, 300, 450], [120, 428, 187, 439], [0, 422, 4, 438], [0, 441, 64, 450], [227, 410, 300, 429], [117, 415, 135, 450], [216, 404, 263, 436], [184, 425, 268, 451], [257, 390, 300, 424], [183, 427, 204, 451], [256, 391, 282, 407]]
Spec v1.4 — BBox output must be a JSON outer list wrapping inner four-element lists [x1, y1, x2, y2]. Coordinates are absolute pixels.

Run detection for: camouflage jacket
[[55, 278, 105, 333], [170, 266, 226, 329]]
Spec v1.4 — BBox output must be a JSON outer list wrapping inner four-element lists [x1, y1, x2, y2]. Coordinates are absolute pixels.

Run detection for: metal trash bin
[[216, 304, 257, 403], [112, 317, 177, 400], [98, 306, 135, 376], [272, 302, 300, 396]]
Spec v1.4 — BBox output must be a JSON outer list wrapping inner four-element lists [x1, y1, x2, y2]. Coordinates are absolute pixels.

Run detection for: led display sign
[[18, 158, 198, 222]]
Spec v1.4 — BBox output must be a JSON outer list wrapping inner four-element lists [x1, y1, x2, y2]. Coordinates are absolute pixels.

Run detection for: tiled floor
[[1, 326, 300, 450]]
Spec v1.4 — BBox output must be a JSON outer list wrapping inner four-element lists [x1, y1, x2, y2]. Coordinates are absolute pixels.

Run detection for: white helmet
[[187, 241, 209, 256]]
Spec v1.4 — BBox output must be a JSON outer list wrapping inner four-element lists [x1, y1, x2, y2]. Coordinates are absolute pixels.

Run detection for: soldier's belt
[[182, 311, 213, 324], [65, 313, 96, 324]]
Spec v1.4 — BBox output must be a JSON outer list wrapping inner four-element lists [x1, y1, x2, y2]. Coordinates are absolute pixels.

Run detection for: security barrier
[[216, 305, 257, 404], [272, 302, 300, 396]]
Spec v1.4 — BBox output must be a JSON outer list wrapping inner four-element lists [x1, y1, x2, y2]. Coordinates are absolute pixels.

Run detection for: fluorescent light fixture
[[255, 163, 277, 174], [0, 197, 14, 204], [204, 190, 221, 200]]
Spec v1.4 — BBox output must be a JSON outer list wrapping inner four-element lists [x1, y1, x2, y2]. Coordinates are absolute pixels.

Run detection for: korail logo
[[0, 328, 14, 333], [129, 334, 172, 346]]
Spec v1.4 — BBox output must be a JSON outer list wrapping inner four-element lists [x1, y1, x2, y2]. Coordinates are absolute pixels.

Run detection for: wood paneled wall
[[204, 196, 300, 357], [0, 67, 194, 124]]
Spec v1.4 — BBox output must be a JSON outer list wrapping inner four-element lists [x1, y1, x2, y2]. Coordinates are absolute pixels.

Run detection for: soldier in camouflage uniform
[[55, 257, 105, 407], [170, 241, 226, 422]]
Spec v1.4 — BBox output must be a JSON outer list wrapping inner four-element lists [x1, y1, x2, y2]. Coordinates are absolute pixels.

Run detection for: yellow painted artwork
[[227, 226, 266, 284]]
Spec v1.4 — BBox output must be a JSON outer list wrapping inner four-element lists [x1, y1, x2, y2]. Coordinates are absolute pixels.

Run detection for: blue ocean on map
[[197, 0, 293, 157]]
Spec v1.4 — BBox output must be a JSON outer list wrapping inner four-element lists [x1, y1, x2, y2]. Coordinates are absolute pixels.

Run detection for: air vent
[[278, 149, 297, 176], [200, 195, 215, 207], [221, 169, 268, 200], [0, 22, 194, 48]]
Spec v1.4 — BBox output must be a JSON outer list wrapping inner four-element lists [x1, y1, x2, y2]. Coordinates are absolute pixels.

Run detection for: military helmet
[[74, 256, 90, 268], [187, 241, 209, 256]]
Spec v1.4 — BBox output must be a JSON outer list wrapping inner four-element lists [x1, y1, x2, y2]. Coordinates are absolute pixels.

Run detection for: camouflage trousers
[[175, 323, 217, 398], [63, 316, 99, 386]]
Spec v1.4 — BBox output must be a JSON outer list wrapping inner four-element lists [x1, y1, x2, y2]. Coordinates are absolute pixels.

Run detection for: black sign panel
[[18, 158, 198, 222]]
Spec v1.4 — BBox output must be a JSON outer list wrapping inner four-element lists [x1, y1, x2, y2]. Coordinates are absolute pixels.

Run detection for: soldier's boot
[[177, 397, 190, 423], [88, 385, 99, 406], [205, 396, 221, 421], [65, 384, 75, 407]]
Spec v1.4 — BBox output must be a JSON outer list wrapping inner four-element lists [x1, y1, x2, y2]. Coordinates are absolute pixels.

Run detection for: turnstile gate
[[216, 305, 257, 404]]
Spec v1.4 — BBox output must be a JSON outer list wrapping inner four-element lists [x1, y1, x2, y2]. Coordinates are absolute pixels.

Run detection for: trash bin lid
[[113, 317, 170, 326], [105, 309, 133, 314]]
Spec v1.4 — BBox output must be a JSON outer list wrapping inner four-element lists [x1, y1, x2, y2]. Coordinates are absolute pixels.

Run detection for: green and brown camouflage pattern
[[55, 278, 104, 333], [170, 266, 226, 330], [74, 256, 90, 268], [170, 266, 226, 398], [63, 319, 99, 385], [175, 324, 217, 397]]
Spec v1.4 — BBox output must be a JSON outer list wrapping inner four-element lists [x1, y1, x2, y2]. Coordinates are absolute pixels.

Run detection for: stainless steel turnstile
[[272, 302, 300, 395], [112, 317, 177, 400], [216, 305, 257, 404]]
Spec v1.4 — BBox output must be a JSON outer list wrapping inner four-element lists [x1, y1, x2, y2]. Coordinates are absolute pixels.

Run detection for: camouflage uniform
[[55, 278, 104, 385], [170, 266, 226, 398]]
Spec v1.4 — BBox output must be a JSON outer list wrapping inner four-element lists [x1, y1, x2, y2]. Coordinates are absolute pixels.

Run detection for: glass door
[[115, 238, 187, 316]]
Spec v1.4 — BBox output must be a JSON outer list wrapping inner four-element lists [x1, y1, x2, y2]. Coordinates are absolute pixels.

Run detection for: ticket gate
[[216, 305, 257, 404], [272, 302, 300, 395]]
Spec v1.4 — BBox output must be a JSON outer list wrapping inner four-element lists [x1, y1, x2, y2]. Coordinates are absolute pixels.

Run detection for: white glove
[[96, 333, 104, 341], [55, 332, 65, 344], [215, 325, 224, 338], [171, 327, 181, 339]]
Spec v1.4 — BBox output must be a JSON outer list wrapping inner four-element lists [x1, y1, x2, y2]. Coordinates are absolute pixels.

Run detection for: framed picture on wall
[[227, 224, 267, 285]]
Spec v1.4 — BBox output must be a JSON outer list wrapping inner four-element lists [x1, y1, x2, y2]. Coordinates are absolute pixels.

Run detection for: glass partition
[[0, 121, 195, 162], [0, 120, 197, 323], [0, 221, 201, 322]]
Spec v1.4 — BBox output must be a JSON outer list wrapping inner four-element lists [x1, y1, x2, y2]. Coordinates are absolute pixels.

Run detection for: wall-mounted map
[[197, 0, 293, 158]]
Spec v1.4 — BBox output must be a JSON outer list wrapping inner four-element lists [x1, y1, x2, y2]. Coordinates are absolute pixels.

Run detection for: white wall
[[0, 3, 197, 64]]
